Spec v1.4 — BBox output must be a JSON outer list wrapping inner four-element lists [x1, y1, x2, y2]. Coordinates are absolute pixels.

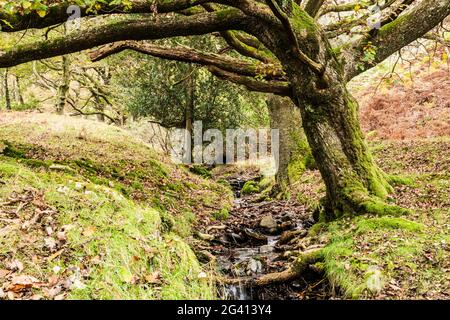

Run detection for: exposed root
[[348, 191, 411, 217], [317, 187, 411, 221], [220, 248, 324, 287]]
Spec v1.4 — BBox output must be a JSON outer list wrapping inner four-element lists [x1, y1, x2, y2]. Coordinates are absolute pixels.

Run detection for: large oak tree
[[1, 0, 449, 220]]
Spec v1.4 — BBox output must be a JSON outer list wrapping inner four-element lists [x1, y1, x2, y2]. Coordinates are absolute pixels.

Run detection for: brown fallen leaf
[[7, 275, 44, 292], [44, 237, 57, 250], [7, 259, 24, 272], [0, 269, 10, 278], [144, 271, 161, 284], [43, 285, 62, 299]]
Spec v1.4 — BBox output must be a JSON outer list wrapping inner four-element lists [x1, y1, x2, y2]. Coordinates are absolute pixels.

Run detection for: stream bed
[[201, 177, 331, 300]]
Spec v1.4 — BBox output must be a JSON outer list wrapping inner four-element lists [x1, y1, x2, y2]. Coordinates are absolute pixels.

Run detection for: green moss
[[308, 222, 327, 236], [357, 217, 424, 233], [258, 176, 274, 191], [291, 3, 318, 33], [387, 174, 415, 186], [241, 180, 260, 195], [189, 165, 212, 179], [1, 140, 27, 158], [213, 207, 229, 221]]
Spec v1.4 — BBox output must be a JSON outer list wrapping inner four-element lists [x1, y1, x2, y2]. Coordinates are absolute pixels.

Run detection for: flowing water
[[209, 177, 322, 300]]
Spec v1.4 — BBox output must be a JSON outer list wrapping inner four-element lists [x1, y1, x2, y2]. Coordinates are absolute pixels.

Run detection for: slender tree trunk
[[56, 54, 69, 115], [184, 67, 195, 163], [258, 2, 406, 220], [4, 69, 11, 110], [267, 94, 310, 197], [93, 95, 105, 122], [14, 75, 24, 105]]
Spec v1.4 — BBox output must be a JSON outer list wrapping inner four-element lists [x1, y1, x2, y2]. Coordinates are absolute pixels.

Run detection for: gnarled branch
[[89, 41, 285, 80], [208, 66, 292, 96], [0, 9, 251, 68], [0, 0, 214, 32]]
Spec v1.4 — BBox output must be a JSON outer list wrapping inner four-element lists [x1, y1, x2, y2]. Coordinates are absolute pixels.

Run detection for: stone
[[259, 215, 277, 229], [248, 258, 263, 274], [366, 266, 384, 294]]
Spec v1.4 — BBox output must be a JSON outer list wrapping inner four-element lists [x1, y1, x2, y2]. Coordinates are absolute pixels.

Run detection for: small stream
[[210, 177, 321, 300]]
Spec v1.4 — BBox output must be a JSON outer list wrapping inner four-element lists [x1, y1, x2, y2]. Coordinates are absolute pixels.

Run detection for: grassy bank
[[0, 113, 233, 300], [296, 138, 449, 299]]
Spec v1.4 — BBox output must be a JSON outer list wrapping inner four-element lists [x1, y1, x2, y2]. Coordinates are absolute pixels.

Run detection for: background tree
[[267, 94, 313, 197]]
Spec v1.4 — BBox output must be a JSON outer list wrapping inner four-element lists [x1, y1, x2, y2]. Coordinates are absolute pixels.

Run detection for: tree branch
[[208, 66, 292, 96], [0, 0, 214, 32], [67, 100, 118, 124], [303, 0, 326, 18], [319, 1, 375, 17], [201, 2, 275, 63], [343, 0, 450, 80], [265, 0, 325, 77], [89, 41, 285, 80], [0, 9, 251, 68]]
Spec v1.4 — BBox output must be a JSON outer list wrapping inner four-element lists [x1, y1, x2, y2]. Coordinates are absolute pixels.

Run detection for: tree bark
[[56, 55, 70, 115], [4, 69, 11, 110], [184, 67, 196, 163], [14, 75, 24, 105]]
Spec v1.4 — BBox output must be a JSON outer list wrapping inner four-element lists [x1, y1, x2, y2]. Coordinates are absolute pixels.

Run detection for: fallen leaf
[[7, 259, 23, 272], [44, 237, 57, 250], [0, 269, 10, 278], [144, 271, 161, 284], [7, 275, 44, 292], [56, 231, 67, 241], [11, 275, 40, 285], [48, 249, 64, 262], [83, 226, 97, 237], [43, 286, 62, 298]]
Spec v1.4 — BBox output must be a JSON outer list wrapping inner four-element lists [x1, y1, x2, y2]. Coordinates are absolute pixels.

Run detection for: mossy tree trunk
[[267, 94, 311, 197], [257, 3, 406, 220]]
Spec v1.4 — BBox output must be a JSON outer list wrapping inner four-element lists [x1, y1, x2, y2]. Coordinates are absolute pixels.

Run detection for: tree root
[[348, 191, 411, 217], [219, 247, 324, 287]]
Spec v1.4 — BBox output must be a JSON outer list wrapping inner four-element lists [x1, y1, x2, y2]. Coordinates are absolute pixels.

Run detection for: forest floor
[[0, 112, 449, 300]]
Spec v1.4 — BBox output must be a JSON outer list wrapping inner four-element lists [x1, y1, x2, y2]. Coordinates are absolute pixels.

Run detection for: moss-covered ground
[[0, 113, 233, 300], [295, 138, 449, 299]]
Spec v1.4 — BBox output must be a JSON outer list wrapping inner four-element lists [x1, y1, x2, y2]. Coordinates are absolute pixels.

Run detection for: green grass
[[0, 157, 215, 300], [0, 114, 231, 300]]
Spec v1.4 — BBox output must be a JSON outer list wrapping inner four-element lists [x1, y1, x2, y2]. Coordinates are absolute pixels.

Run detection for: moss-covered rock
[[241, 180, 260, 195]]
